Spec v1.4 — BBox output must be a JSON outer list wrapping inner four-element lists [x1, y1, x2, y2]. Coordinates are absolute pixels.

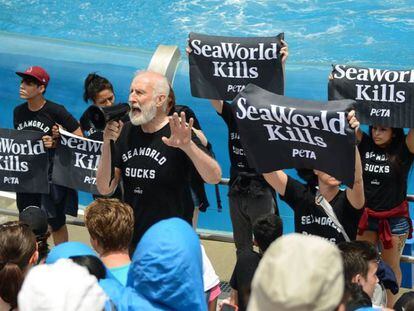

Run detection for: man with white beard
[[96, 71, 222, 247]]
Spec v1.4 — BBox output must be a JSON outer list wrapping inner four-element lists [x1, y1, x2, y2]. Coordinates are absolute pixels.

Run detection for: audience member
[[394, 291, 414, 311], [71, 255, 107, 280], [248, 233, 344, 311], [0, 221, 38, 311], [84, 198, 134, 285], [229, 213, 283, 311], [341, 284, 373, 311], [338, 241, 380, 300], [18, 258, 107, 311], [202, 245, 221, 311], [127, 217, 207, 310], [19, 205, 50, 263]]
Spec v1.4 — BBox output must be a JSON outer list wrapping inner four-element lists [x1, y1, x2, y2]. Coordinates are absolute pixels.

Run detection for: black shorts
[[16, 193, 42, 212], [41, 185, 78, 231]]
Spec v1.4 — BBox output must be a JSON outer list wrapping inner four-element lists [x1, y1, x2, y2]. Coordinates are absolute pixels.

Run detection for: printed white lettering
[[292, 149, 316, 159]]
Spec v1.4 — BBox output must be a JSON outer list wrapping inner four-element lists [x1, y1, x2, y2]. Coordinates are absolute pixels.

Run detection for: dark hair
[[296, 168, 318, 194], [21, 76, 47, 94], [36, 232, 51, 264], [253, 214, 283, 252], [343, 283, 372, 311], [70, 255, 106, 280], [338, 241, 379, 285], [83, 73, 114, 103], [0, 221, 37, 309], [85, 198, 134, 253], [394, 291, 414, 311], [167, 85, 176, 115], [369, 126, 409, 184]]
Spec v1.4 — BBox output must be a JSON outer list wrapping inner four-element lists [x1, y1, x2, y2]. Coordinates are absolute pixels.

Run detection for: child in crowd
[[18, 259, 106, 311], [19, 205, 50, 264], [228, 213, 283, 311], [84, 198, 133, 285]]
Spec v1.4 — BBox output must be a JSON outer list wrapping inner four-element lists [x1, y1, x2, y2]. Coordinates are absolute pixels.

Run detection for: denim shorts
[[367, 216, 410, 236]]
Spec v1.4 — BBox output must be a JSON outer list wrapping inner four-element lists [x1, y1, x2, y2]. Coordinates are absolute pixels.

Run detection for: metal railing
[[1, 182, 413, 262]]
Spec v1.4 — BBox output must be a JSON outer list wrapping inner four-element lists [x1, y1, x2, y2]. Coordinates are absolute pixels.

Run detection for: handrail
[[218, 180, 414, 203], [0, 182, 413, 261], [2, 188, 414, 261]]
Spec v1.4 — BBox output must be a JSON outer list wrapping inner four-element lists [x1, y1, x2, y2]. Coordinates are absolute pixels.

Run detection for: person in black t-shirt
[[263, 110, 365, 244], [356, 125, 414, 306], [80, 73, 117, 140], [186, 40, 289, 254], [13, 66, 83, 245], [227, 213, 283, 311], [96, 71, 222, 247], [80, 73, 124, 200]]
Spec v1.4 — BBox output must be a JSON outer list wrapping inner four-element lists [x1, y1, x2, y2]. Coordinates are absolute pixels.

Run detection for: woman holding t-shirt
[[356, 125, 414, 305]]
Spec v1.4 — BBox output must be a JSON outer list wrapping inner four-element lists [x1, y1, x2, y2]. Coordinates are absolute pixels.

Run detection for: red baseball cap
[[16, 66, 50, 86]]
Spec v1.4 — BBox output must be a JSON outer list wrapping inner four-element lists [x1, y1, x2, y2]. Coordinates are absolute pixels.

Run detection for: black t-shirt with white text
[[14, 100, 79, 135], [280, 177, 362, 244], [13, 100, 80, 210], [219, 101, 265, 184], [358, 133, 414, 211], [114, 122, 208, 244]]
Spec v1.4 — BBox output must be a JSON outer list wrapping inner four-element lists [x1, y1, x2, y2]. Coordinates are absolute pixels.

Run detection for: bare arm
[[96, 121, 123, 195], [192, 128, 208, 147], [230, 289, 238, 305], [406, 128, 414, 153], [71, 126, 84, 137], [263, 170, 288, 196], [162, 112, 221, 184], [280, 39, 288, 80], [346, 110, 365, 209], [355, 128, 363, 144], [210, 99, 223, 114]]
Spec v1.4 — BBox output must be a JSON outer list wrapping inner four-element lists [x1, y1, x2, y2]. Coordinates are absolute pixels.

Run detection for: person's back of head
[[248, 233, 344, 311], [342, 283, 372, 311], [0, 221, 38, 310], [253, 213, 283, 252], [394, 291, 414, 311], [128, 217, 206, 311], [338, 241, 379, 298], [85, 198, 134, 257], [19, 205, 50, 263], [18, 258, 107, 311], [71, 255, 107, 280]]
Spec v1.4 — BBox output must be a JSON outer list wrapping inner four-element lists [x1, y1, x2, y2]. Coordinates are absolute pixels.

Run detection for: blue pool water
[[0, 0, 413, 234], [0, 0, 413, 67]]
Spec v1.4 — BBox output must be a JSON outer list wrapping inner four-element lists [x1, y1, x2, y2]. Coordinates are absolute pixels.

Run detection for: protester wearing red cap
[[16, 66, 50, 86], [13, 65, 83, 245]]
